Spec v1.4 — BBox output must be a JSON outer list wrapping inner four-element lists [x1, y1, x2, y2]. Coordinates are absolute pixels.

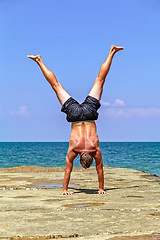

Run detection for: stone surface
[[0, 166, 160, 240]]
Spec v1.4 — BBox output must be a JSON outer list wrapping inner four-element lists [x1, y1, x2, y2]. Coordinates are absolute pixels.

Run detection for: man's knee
[[97, 75, 105, 83], [51, 81, 61, 92], [94, 77, 104, 89]]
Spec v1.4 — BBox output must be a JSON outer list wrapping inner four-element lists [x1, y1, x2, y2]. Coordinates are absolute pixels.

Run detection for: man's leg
[[88, 45, 124, 101], [27, 55, 71, 106]]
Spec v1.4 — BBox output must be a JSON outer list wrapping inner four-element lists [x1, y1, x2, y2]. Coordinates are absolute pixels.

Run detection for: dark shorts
[[61, 95, 101, 122]]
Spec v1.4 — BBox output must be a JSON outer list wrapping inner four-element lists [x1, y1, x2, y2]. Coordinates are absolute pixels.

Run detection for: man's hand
[[94, 189, 106, 194], [62, 190, 74, 195]]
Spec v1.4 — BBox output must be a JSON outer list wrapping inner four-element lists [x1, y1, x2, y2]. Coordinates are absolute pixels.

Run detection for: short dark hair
[[80, 152, 93, 168]]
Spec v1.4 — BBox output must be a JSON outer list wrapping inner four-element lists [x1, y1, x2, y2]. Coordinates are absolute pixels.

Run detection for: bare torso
[[69, 121, 99, 154]]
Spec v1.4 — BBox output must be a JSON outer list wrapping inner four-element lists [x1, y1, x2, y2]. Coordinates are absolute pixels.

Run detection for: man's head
[[80, 152, 93, 169]]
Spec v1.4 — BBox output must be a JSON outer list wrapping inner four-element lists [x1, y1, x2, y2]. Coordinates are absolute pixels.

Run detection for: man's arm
[[62, 149, 77, 195], [94, 148, 105, 194]]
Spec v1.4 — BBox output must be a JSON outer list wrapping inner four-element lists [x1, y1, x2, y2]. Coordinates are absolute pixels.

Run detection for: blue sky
[[0, 0, 160, 141]]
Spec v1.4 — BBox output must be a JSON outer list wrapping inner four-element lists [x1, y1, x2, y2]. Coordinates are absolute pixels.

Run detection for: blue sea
[[0, 142, 160, 177]]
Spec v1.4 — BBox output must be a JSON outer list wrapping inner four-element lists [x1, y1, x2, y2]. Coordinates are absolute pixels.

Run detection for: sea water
[[0, 142, 160, 176]]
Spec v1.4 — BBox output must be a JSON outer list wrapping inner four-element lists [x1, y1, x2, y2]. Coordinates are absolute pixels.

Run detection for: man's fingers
[[100, 191, 106, 194], [101, 191, 107, 194], [62, 192, 68, 195], [94, 191, 101, 194], [94, 190, 106, 194], [62, 191, 74, 195], [67, 192, 74, 195]]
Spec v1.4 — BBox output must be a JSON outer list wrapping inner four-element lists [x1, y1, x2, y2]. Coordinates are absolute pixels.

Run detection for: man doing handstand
[[28, 45, 123, 195]]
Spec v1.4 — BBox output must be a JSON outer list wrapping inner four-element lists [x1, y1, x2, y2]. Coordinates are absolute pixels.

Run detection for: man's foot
[[111, 45, 124, 54], [27, 55, 42, 64]]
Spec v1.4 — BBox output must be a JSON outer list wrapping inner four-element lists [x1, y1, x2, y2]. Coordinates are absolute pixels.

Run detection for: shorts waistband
[[72, 120, 95, 124]]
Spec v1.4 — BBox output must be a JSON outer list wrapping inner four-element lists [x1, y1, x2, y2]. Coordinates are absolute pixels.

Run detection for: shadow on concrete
[[68, 187, 121, 194], [69, 185, 143, 194]]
